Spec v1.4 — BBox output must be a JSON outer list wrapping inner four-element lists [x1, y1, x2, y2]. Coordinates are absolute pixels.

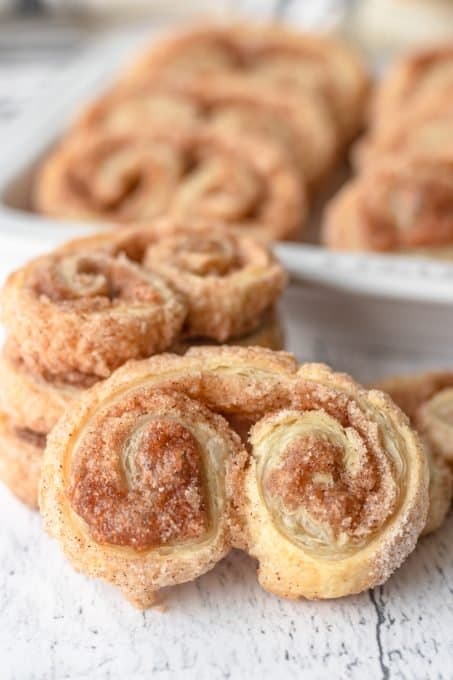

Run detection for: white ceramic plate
[[2, 25, 453, 302]]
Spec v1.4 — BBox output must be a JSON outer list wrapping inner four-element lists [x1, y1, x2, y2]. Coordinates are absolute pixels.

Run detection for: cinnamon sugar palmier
[[40, 347, 427, 605], [1, 251, 186, 382], [35, 127, 304, 241], [0, 412, 44, 509], [39, 346, 299, 607], [373, 373, 453, 535], [121, 23, 368, 142], [323, 155, 453, 252], [60, 221, 288, 342], [75, 75, 336, 189], [241, 363, 428, 600]]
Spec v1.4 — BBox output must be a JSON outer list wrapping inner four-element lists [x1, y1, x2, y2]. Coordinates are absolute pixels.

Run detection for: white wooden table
[[1, 8, 452, 680]]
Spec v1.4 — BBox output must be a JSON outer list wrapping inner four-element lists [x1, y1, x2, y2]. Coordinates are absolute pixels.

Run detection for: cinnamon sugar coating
[[35, 127, 304, 241], [60, 221, 287, 342], [241, 362, 428, 600], [0, 412, 44, 509], [1, 251, 186, 381], [40, 348, 427, 606]]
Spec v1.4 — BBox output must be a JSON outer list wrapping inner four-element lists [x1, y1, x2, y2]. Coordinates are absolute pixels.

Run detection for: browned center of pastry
[[68, 416, 209, 550], [31, 254, 163, 307], [146, 233, 240, 276], [265, 433, 378, 539]]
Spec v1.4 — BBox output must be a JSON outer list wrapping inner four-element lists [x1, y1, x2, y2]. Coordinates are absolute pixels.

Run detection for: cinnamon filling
[[68, 416, 209, 550], [31, 255, 163, 307], [266, 434, 378, 539], [146, 234, 242, 277]]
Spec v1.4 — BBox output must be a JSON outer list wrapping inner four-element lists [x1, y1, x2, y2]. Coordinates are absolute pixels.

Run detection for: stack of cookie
[[0, 220, 287, 508], [34, 23, 369, 242], [324, 44, 453, 254]]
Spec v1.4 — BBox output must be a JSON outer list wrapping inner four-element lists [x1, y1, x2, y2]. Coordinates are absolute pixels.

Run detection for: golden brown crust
[[0, 412, 44, 509], [35, 127, 305, 241], [40, 348, 427, 606], [323, 156, 453, 252], [1, 251, 187, 381], [241, 363, 428, 600], [120, 23, 369, 142], [60, 221, 287, 342]]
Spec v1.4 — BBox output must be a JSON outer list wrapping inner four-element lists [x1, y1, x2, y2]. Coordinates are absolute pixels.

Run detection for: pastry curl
[[35, 128, 304, 241], [0, 412, 44, 509], [121, 23, 368, 142], [76, 75, 336, 189], [60, 221, 287, 342], [323, 156, 453, 252], [41, 346, 297, 607], [241, 363, 428, 599], [1, 251, 186, 381]]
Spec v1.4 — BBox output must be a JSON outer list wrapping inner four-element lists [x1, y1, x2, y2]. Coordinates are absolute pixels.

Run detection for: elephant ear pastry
[[1, 251, 186, 382], [241, 364, 429, 600], [40, 354, 247, 608]]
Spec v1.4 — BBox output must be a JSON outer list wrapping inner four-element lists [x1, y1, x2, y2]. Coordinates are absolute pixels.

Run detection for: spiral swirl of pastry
[[121, 23, 368, 142], [60, 221, 288, 342], [40, 348, 428, 606], [35, 127, 304, 241], [1, 251, 186, 382], [323, 156, 453, 252], [242, 363, 428, 599], [39, 346, 298, 607], [76, 76, 336, 189]]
